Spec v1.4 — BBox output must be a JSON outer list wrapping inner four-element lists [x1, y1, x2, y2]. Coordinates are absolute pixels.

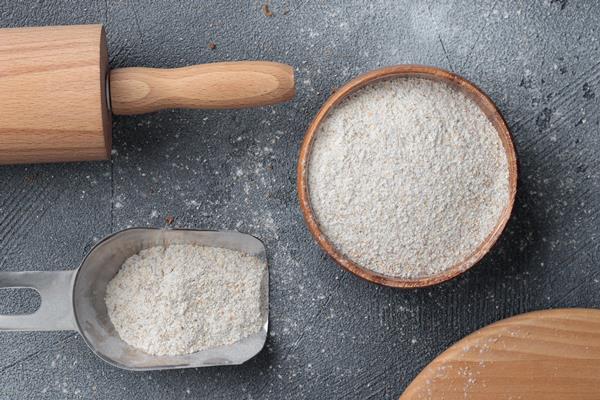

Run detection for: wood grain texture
[[1, 2, 600, 399], [0, 25, 111, 164], [109, 61, 295, 115], [401, 308, 600, 399], [297, 64, 518, 288]]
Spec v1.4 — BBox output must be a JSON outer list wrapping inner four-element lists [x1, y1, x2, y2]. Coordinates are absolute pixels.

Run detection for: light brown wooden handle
[[109, 61, 295, 115]]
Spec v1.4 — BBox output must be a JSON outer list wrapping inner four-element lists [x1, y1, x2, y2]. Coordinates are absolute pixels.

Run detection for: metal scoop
[[0, 228, 269, 370]]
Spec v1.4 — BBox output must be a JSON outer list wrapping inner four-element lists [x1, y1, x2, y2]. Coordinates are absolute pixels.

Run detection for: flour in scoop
[[105, 245, 267, 356], [308, 78, 509, 279]]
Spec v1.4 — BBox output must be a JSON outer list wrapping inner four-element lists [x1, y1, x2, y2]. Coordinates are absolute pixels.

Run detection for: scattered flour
[[308, 77, 509, 278], [105, 245, 267, 356]]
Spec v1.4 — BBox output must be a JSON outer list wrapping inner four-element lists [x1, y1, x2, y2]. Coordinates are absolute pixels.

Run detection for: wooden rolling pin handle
[[109, 61, 295, 115]]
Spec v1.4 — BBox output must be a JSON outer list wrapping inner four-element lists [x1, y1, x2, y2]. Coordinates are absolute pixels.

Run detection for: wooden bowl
[[297, 65, 518, 288]]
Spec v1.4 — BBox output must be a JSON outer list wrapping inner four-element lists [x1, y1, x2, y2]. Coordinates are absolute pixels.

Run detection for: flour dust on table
[[308, 77, 510, 279]]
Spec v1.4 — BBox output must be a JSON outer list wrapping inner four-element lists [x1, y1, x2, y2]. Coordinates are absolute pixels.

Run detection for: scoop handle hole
[[0, 288, 41, 315], [0, 271, 76, 331]]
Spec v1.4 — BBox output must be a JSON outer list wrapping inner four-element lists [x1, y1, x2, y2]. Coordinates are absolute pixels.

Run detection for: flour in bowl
[[308, 77, 510, 279], [105, 245, 267, 356]]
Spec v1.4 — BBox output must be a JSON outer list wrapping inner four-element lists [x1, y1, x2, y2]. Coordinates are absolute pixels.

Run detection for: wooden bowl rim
[[297, 64, 518, 288]]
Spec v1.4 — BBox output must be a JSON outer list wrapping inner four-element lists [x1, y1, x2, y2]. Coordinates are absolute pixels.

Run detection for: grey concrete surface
[[0, 0, 599, 398]]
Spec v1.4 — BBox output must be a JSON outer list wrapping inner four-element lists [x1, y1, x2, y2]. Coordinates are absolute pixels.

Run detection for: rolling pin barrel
[[0, 25, 111, 165], [0, 24, 295, 165]]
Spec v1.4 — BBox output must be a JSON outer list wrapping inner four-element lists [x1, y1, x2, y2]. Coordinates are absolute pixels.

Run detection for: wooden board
[[400, 308, 600, 399]]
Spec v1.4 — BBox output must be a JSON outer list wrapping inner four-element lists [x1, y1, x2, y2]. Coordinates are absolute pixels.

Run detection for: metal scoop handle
[[0, 271, 77, 331]]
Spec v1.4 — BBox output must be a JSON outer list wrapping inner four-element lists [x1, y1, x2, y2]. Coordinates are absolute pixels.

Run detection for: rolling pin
[[0, 24, 295, 165]]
